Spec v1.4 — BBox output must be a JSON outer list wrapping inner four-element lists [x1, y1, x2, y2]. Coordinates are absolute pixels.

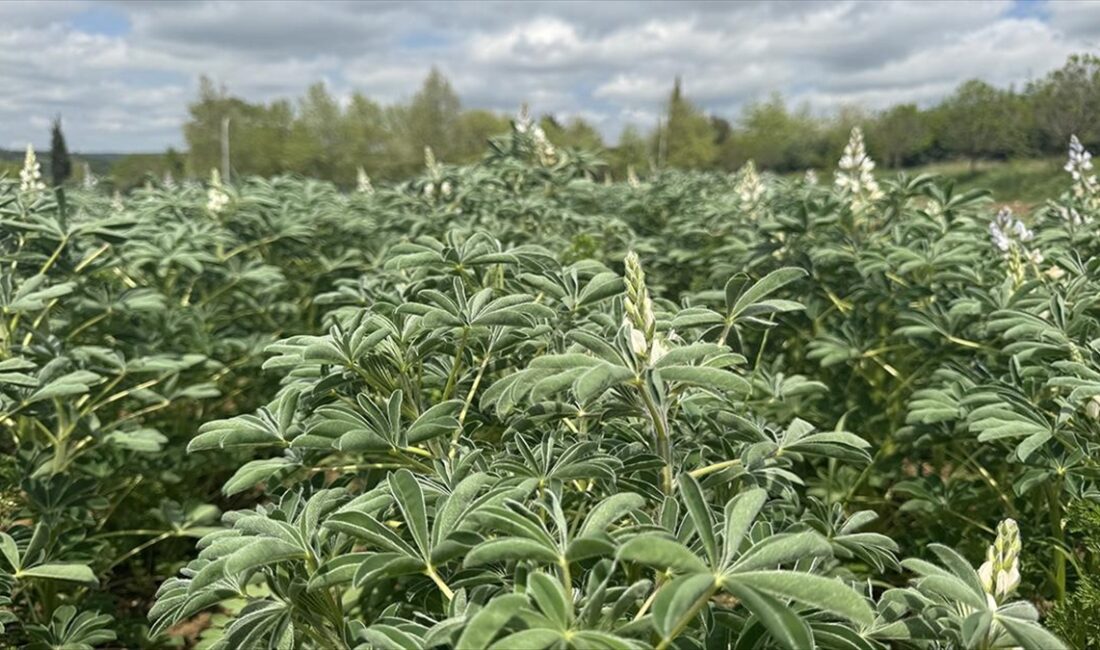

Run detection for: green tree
[[454, 109, 510, 162], [1029, 54, 1100, 150], [50, 116, 72, 186], [344, 92, 393, 177], [540, 115, 605, 151], [936, 80, 1026, 168], [609, 124, 651, 176], [183, 76, 231, 175], [662, 77, 718, 169], [721, 95, 823, 171], [407, 67, 462, 159], [868, 104, 932, 168], [289, 83, 347, 181]]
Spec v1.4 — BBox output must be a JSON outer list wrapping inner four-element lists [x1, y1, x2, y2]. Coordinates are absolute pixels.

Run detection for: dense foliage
[[2, 119, 1098, 649]]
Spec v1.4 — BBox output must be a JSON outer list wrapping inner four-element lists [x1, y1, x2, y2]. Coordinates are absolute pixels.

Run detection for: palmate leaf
[[1, 275, 74, 314], [617, 476, 871, 647], [299, 391, 460, 451], [222, 457, 299, 496], [190, 387, 301, 451], [966, 397, 1054, 461], [24, 605, 116, 650]]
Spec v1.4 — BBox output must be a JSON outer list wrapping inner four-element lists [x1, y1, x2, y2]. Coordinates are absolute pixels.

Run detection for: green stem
[[639, 382, 673, 495], [450, 338, 494, 455], [654, 580, 718, 650], [1047, 481, 1066, 603], [689, 458, 742, 479], [442, 329, 469, 400], [425, 564, 454, 601]]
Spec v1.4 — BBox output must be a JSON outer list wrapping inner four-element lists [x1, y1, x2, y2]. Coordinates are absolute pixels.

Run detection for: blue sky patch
[[1005, 0, 1051, 21], [70, 6, 131, 37]]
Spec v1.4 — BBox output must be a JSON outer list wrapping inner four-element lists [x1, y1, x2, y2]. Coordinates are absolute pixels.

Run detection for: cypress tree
[[50, 116, 73, 185]]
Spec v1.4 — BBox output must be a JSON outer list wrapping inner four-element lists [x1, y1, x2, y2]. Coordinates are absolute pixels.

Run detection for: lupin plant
[[1, 122, 1089, 648]]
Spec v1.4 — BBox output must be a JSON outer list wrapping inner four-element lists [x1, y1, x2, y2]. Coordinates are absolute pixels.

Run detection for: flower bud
[[977, 518, 1021, 604]]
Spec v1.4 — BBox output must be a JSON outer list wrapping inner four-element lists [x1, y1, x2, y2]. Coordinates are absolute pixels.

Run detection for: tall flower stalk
[[735, 160, 765, 213], [356, 167, 374, 194], [206, 169, 229, 214], [20, 144, 46, 198], [835, 127, 882, 211], [1065, 135, 1099, 212], [624, 251, 673, 493], [989, 207, 1042, 284]]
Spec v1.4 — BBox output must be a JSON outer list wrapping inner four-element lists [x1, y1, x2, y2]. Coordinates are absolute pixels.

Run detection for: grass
[[904, 157, 1066, 209]]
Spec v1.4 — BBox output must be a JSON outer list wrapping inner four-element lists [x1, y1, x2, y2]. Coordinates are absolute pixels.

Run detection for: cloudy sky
[[2, 0, 1099, 152]]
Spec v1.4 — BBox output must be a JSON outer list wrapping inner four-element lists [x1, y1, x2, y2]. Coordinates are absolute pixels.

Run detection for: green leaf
[[998, 614, 1069, 650], [574, 363, 635, 403], [222, 457, 296, 496], [464, 538, 561, 567], [722, 488, 767, 565], [579, 492, 645, 537], [728, 268, 807, 320], [488, 629, 563, 650], [730, 532, 832, 572], [360, 624, 425, 650], [658, 365, 750, 395], [723, 582, 814, 650], [0, 533, 20, 571], [17, 563, 98, 585], [527, 571, 572, 629], [678, 474, 718, 568], [653, 573, 716, 640], [224, 538, 305, 575], [455, 594, 529, 650], [388, 469, 431, 559], [731, 571, 874, 627], [618, 534, 709, 574]]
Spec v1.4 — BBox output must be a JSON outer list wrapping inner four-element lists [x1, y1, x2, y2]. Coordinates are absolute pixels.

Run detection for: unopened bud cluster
[[977, 518, 1021, 605], [623, 251, 666, 363]]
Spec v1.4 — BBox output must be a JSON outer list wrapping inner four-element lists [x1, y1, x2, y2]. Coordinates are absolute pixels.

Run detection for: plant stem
[[654, 580, 718, 650], [1046, 481, 1066, 603], [442, 329, 469, 401], [639, 383, 673, 495], [425, 565, 454, 601], [689, 458, 742, 479]]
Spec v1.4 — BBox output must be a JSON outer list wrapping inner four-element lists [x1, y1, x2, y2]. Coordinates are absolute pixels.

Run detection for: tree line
[[13, 53, 1100, 189]]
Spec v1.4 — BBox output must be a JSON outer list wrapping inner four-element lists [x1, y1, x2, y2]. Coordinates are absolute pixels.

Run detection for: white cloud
[[0, 0, 1097, 151]]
